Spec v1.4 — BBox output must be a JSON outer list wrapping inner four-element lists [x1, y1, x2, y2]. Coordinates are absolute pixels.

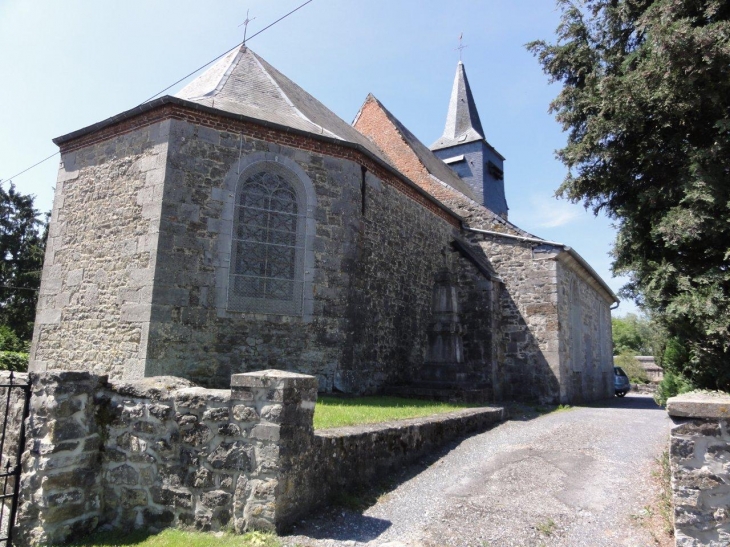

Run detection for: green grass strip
[[313, 395, 478, 430], [70, 529, 280, 547]]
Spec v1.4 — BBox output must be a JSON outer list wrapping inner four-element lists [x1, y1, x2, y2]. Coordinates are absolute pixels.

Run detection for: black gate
[[0, 372, 30, 547]]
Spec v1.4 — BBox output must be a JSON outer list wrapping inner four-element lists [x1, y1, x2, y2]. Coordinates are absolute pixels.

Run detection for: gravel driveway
[[284, 393, 672, 547]]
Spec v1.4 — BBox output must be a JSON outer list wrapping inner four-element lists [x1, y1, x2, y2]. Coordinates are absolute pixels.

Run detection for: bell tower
[[431, 61, 508, 218]]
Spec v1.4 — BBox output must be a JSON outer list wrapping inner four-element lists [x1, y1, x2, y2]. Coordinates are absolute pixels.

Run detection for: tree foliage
[[0, 183, 45, 341], [614, 351, 650, 383], [529, 0, 730, 390], [612, 313, 653, 354]]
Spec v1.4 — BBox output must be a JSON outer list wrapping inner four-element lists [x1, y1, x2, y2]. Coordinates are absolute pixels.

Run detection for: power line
[[0, 151, 60, 187], [1, 0, 315, 186], [141, 0, 314, 104]]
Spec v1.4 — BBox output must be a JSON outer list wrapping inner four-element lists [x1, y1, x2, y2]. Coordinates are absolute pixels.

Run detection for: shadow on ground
[[286, 394, 666, 543], [285, 423, 495, 542], [581, 393, 664, 411]]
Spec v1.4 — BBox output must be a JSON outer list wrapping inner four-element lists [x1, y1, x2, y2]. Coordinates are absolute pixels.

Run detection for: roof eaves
[[463, 226, 619, 305], [53, 96, 464, 227]]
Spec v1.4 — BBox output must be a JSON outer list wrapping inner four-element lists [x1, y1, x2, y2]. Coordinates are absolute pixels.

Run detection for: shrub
[[0, 351, 28, 372], [654, 371, 694, 407], [0, 325, 28, 353]]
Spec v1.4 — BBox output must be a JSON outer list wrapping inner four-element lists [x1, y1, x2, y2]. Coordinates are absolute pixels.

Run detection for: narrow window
[[228, 166, 306, 315]]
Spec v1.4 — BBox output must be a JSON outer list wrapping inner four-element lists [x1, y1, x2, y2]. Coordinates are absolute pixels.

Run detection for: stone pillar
[[16, 372, 106, 546], [667, 392, 730, 547], [229, 370, 317, 533]]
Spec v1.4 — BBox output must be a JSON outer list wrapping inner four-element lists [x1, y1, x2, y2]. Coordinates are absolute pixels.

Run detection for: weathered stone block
[[668, 393, 730, 419], [142, 508, 174, 530], [201, 490, 232, 508], [108, 464, 139, 486], [182, 423, 211, 446], [260, 404, 282, 423], [208, 441, 251, 471], [102, 448, 127, 463], [151, 486, 193, 509], [671, 438, 696, 461], [43, 468, 97, 491], [147, 403, 174, 420], [250, 424, 280, 442], [121, 487, 148, 508], [116, 431, 146, 452], [673, 420, 722, 437], [232, 405, 258, 422], [49, 419, 86, 443], [218, 423, 241, 437], [202, 407, 229, 422], [133, 420, 165, 435], [177, 413, 198, 426], [46, 489, 84, 508]]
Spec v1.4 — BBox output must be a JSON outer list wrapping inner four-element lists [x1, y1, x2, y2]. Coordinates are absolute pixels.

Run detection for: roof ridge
[[248, 49, 336, 139], [353, 94, 478, 201], [210, 47, 246, 98]]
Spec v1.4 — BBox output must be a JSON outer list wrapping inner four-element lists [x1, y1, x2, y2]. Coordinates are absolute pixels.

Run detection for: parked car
[[614, 366, 631, 397]]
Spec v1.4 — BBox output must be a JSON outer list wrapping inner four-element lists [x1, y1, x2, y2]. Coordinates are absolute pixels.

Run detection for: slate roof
[[176, 45, 390, 163], [355, 94, 477, 200], [431, 62, 486, 151]]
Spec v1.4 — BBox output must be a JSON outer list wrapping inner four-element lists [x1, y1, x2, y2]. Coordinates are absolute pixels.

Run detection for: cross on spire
[[456, 32, 468, 62], [238, 9, 257, 45]]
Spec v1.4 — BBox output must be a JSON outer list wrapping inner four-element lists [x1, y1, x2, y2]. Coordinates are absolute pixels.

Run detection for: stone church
[[29, 45, 617, 404]]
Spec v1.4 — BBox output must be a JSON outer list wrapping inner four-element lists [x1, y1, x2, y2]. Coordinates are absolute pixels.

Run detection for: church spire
[[430, 60, 508, 218], [431, 61, 485, 151]]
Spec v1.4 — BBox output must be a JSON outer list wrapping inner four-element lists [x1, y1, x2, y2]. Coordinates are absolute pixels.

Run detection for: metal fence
[[0, 372, 30, 546]]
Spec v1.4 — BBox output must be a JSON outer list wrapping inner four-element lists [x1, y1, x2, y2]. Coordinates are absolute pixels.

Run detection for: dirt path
[[284, 394, 672, 547]]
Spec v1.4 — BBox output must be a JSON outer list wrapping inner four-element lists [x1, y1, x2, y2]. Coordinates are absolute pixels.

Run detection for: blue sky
[[0, 0, 637, 316]]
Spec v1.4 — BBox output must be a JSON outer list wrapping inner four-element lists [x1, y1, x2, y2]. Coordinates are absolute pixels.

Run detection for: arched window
[[228, 165, 306, 315]]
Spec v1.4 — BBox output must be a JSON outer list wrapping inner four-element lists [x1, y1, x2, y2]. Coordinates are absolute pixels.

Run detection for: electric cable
[[0, 0, 315, 185], [140, 0, 313, 104], [0, 152, 60, 186]]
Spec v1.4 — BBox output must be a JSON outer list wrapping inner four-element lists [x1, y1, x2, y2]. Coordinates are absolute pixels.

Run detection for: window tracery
[[228, 166, 306, 315]]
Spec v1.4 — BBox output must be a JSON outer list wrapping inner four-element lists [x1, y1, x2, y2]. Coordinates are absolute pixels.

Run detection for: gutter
[[463, 226, 620, 305]]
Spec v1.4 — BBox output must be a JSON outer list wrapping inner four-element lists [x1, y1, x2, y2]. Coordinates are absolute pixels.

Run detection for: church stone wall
[[556, 260, 614, 403], [141, 118, 356, 389], [140, 119, 462, 393], [466, 234, 561, 403], [336, 169, 464, 393], [453, 254, 501, 396], [30, 122, 169, 380]]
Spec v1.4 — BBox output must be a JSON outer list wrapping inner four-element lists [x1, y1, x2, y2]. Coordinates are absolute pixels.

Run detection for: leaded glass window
[[228, 167, 306, 315]]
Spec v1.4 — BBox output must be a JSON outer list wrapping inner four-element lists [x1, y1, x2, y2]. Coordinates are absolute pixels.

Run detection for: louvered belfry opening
[[228, 163, 307, 316]]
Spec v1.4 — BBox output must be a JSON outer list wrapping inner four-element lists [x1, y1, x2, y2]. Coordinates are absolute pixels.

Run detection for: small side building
[[637, 356, 664, 383]]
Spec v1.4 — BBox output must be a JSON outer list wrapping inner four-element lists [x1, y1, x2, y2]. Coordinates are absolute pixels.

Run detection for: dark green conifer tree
[[528, 0, 730, 389], [0, 183, 45, 341]]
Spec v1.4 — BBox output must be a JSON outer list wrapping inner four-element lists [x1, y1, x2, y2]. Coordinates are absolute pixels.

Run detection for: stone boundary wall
[[14, 370, 504, 545], [667, 392, 730, 547], [283, 407, 505, 523], [16, 370, 315, 545]]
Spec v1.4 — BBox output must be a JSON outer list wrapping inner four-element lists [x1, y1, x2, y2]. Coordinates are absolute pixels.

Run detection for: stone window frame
[[215, 152, 316, 320]]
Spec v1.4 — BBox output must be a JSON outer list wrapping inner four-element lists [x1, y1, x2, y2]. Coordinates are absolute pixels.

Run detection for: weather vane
[[239, 9, 256, 46], [456, 32, 468, 61]]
